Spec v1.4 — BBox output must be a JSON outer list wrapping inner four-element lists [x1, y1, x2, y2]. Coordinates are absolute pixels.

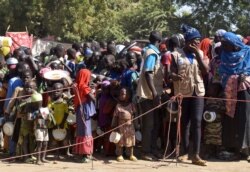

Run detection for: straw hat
[[52, 128, 67, 141], [3, 122, 14, 136], [109, 132, 121, 144]]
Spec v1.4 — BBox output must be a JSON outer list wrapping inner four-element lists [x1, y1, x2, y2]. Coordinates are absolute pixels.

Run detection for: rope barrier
[[1, 84, 250, 167], [0, 84, 249, 104], [0, 96, 175, 162], [1, 91, 250, 162], [0, 86, 73, 103]]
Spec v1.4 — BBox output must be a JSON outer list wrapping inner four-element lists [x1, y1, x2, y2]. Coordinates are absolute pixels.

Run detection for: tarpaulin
[[6, 32, 33, 53], [32, 39, 71, 56]]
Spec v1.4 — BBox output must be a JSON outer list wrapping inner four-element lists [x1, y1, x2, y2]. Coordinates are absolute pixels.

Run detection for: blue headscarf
[[219, 32, 250, 87], [181, 24, 201, 41]]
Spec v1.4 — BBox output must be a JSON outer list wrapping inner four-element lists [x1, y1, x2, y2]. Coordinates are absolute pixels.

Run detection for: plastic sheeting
[[32, 39, 71, 56], [6, 32, 33, 53]]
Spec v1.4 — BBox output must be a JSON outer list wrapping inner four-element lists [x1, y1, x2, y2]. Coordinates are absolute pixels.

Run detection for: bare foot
[[67, 153, 73, 157], [177, 154, 189, 162], [41, 158, 49, 163], [36, 160, 44, 165]]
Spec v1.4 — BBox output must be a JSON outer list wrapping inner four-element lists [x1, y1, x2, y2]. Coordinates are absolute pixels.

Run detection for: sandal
[[192, 158, 207, 166], [117, 155, 124, 162], [129, 155, 137, 161]]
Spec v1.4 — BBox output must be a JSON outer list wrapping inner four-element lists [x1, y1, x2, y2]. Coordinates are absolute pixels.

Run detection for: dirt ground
[[0, 154, 249, 172]]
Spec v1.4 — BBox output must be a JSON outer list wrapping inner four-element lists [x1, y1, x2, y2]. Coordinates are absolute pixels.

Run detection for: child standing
[[6, 80, 36, 163], [32, 92, 54, 165], [111, 87, 138, 162], [48, 82, 69, 159]]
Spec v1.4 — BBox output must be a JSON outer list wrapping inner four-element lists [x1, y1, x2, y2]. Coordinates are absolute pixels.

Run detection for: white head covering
[[215, 29, 226, 37]]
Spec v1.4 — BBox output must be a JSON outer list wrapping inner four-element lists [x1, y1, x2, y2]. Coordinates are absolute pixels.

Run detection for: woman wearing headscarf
[[219, 32, 250, 162], [74, 69, 96, 163], [200, 38, 212, 60], [170, 25, 209, 166], [199, 38, 212, 93]]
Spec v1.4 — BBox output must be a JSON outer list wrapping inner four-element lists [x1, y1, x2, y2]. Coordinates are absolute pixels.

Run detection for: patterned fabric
[[181, 24, 201, 41], [204, 97, 225, 145], [112, 103, 135, 147], [224, 75, 250, 118], [6, 32, 33, 53], [219, 32, 250, 87], [238, 75, 250, 92], [224, 75, 238, 118], [209, 55, 222, 84]]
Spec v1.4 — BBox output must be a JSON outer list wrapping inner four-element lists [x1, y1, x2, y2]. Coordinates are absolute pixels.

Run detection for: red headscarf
[[74, 69, 91, 108], [199, 38, 212, 60]]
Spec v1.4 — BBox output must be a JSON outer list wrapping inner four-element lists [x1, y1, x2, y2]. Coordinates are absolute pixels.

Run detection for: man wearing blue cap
[[170, 25, 209, 166]]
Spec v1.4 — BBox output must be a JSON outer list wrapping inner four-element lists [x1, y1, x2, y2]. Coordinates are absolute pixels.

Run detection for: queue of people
[[0, 25, 250, 167]]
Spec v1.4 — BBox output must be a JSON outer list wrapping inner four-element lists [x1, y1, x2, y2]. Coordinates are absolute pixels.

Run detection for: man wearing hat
[[137, 31, 164, 161], [170, 25, 209, 166]]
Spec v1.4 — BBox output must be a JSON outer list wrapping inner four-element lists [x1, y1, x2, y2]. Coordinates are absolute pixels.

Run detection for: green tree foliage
[[175, 0, 250, 37], [120, 0, 175, 39], [0, 0, 250, 42]]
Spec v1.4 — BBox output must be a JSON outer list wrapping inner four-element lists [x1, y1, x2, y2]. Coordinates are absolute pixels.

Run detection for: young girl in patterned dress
[[111, 87, 138, 162]]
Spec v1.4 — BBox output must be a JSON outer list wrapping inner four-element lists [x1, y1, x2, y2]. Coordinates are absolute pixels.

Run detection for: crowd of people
[[0, 24, 250, 167]]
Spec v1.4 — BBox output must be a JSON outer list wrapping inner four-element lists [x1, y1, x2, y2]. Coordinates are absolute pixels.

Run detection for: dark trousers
[[140, 99, 161, 153], [181, 96, 204, 155]]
